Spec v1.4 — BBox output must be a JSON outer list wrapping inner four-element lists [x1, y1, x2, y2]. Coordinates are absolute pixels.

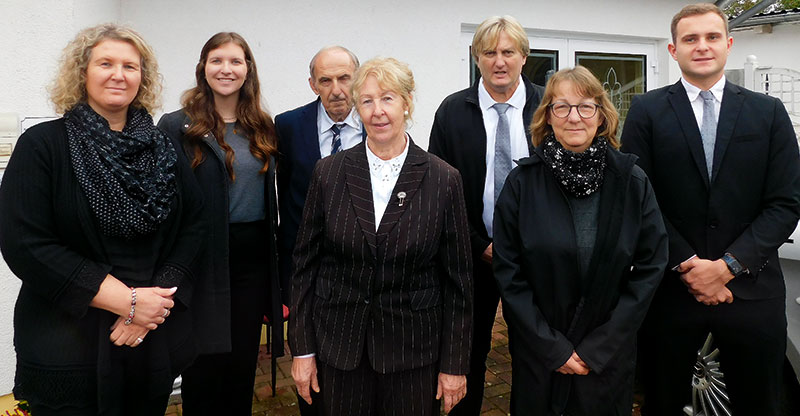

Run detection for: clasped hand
[[556, 351, 590, 375], [132, 286, 177, 329], [110, 316, 149, 347], [677, 257, 734, 306]]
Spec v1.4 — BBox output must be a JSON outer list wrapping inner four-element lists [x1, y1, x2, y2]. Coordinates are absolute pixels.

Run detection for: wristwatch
[[721, 252, 746, 277]]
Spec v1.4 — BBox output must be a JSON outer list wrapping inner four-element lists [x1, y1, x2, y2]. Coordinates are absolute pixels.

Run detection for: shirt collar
[[365, 134, 409, 175], [681, 75, 726, 103], [318, 101, 361, 134], [477, 76, 527, 111]]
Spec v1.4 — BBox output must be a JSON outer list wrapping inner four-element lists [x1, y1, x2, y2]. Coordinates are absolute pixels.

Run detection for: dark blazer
[[158, 110, 284, 356], [428, 75, 544, 258], [621, 80, 800, 300], [493, 146, 668, 415], [0, 118, 203, 407], [275, 99, 365, 300], [287, 140, 473, 375]]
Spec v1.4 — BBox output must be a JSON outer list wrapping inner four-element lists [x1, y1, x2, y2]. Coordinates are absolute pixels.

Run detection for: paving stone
[[484, 383, 511, 398]]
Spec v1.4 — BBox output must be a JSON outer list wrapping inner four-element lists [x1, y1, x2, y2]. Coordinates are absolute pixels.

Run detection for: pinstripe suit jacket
[[288, 140, 473, 375]]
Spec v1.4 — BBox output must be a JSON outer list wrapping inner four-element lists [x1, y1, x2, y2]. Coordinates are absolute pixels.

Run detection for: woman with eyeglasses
[[492, 65, 668, 415]]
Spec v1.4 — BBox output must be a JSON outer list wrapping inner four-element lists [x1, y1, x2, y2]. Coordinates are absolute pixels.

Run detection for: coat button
[[364, 299, 370, 305], [709, 220, 719, 229]]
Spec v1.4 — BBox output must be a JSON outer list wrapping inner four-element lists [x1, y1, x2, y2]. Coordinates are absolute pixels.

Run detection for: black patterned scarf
[[64, 103, 177, 239], [541, 133, 607, 198]]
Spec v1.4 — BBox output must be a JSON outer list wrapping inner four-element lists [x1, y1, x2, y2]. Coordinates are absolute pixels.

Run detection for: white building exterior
[[728, 14, 800, 74], [1, 0, 703, 395]]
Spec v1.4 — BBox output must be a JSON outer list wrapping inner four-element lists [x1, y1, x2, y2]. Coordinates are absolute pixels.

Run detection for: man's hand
[[692, 286, 734, 306], [436, 372, 466, 414], [556, 351, 590, 375], [481, 243, 493, 264], [678, 257, 734, 300], [291, 356, 319, 404]]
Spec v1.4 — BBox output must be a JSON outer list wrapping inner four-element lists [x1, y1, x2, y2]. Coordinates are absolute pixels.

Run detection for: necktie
[[699, 90, 716, 179], [330, 123, 344, 155], [493, 103, 512, 203]]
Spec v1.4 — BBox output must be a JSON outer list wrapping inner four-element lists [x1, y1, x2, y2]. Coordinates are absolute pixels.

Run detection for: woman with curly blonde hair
[[0, 23, 203, 415]]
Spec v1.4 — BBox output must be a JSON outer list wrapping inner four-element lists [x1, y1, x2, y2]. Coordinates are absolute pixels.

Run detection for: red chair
[[263, 304, 290, 396]]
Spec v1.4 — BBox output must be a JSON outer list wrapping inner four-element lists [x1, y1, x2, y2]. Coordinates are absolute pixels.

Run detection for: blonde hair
[[351, 57, 415, 123], [471, 15, 530, 63], [49, 23, 162, 114], [530, 66, 620, 149]]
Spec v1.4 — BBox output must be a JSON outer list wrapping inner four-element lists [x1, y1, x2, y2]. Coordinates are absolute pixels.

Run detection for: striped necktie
[[331, 123, 345, 155]]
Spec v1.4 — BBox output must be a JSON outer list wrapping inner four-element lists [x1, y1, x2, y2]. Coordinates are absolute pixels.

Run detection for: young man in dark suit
[[275, 45, 362, 415], [428, 15, 543, 416], [621, 4, 800, 414]]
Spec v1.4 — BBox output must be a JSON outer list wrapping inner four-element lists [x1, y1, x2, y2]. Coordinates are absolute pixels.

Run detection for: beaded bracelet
[[124, 288, 137, 326]]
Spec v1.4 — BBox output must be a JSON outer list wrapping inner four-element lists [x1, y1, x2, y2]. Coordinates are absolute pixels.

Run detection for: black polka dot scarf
[[64, 103, 177, 239], [541, 133, 607, 198]]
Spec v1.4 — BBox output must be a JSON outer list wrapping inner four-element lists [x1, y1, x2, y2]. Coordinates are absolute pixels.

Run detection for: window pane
[[575, 52, 646, 128]]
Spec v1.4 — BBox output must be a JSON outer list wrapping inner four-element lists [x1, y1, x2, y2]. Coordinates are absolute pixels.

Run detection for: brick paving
[[164, 304, 642, 415]]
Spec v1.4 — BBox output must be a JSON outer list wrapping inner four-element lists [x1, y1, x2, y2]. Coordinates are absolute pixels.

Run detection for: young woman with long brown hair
[[158, 32, 283, 415]]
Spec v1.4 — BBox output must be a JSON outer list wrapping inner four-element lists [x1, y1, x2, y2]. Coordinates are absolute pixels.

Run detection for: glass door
[[575, 52, 646, 123]]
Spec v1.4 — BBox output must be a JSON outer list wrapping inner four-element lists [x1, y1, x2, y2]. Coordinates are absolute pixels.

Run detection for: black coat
[[492, 146, 668, 415], [288, 141, 473, 374], [428, 75, 544, 258], [158, 110, 284, 356], [0, 119, 203, 408]]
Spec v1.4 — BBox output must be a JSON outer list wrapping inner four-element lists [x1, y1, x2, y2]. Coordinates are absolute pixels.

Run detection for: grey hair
[[309, 45, 360, 79]]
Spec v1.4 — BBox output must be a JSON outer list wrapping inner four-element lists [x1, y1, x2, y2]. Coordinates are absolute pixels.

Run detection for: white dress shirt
[[478, 77, 529, 238], [317, 101, 363, 157], [366, 135, 409, 230], [681, 75, 725, 130]]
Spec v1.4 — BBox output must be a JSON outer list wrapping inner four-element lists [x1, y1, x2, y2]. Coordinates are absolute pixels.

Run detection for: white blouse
[[366, 136, 409, 231]]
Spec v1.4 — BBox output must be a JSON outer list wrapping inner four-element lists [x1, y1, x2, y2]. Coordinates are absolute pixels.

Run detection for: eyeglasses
[[548, 102, 602, 119]]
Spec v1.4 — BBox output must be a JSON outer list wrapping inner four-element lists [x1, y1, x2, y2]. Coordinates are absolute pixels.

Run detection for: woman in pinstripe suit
[[288, 57, 474, 416]]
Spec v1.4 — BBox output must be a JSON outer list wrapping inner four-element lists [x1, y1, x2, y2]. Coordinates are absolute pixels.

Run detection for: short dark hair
[[671, 3, 729, 43]]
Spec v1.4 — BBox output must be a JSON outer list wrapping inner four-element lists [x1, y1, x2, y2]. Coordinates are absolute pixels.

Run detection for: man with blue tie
[[621, 3, 800, 415], [428, 16, 543, 415], [275, 45, 362, 415]]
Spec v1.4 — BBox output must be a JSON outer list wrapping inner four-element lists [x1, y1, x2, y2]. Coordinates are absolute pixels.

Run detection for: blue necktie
[[699, 90, 716, 179], [493, 103, 512, 203], [330, 123, 344, 155]]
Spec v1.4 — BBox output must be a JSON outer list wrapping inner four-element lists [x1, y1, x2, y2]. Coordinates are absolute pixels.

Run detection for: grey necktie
[[330, 123, 344, 154], [699, 90, 716, 179], [493, 103, 512, 203]]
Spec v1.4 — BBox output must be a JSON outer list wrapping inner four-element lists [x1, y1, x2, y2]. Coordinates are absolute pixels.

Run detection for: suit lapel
[[303, 100, 322, 162], [375, 140, 429, 247], [710, 82, 745, 182], [668, 81, 710, 188], [344, 143, 378, 256]]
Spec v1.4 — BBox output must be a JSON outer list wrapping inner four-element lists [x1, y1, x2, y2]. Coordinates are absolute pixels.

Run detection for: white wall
[[122, 0, 688, 145], [728, 22, 800, 73], [0, 0, 691, 396]]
